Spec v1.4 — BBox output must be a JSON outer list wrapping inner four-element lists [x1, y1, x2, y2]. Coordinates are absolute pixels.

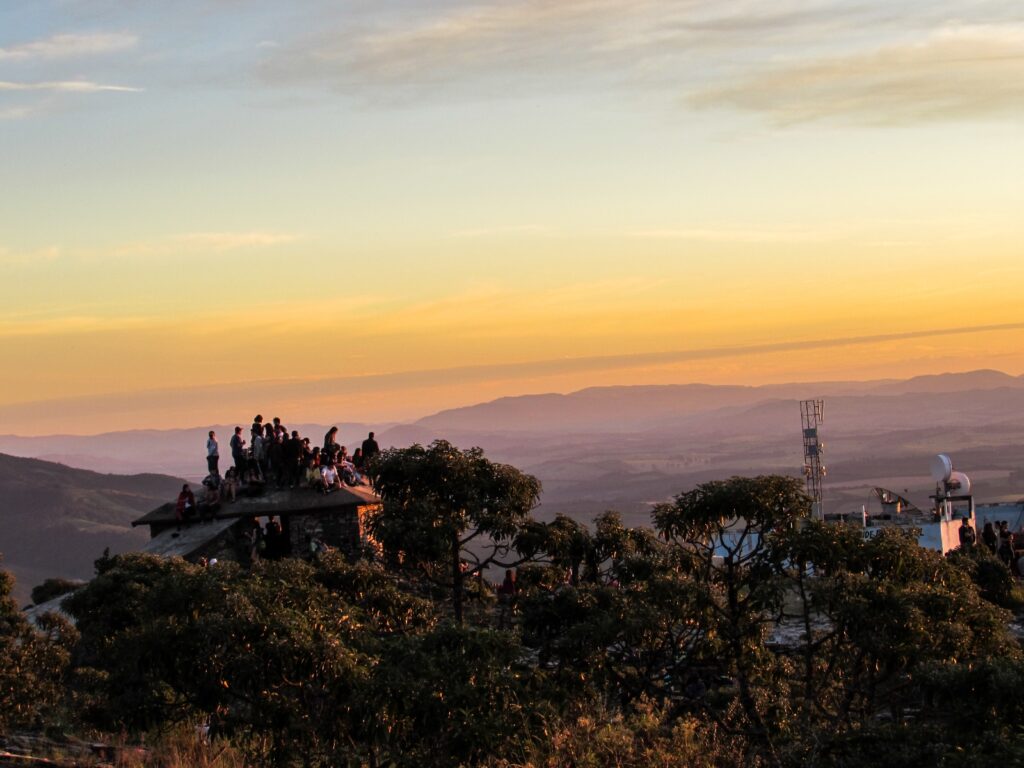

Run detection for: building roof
[[140, 516, 240, 559], [24, 591, 78, 628], [131, 483, 380, 527]]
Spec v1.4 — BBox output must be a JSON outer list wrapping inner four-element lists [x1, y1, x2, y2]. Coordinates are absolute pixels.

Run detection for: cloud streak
[[0, 246, 61, 266], [690, 24, 1024, 125], [99, 231, 303, 260], [259, 0, 700, 93], [629, 227, 837, 243], [176, 232, 302, 250], [253, 1, 1024, 128], [0, 80, 142, 93], [0, 32, 138, 61]]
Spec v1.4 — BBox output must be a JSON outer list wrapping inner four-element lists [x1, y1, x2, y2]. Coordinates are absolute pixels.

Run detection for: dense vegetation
[[3, 441, 1024, 766]]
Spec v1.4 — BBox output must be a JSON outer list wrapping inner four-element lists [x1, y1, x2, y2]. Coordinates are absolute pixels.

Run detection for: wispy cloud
[[629, 227, 837, 243], [253, 1, 1024, 128], [0, 80, 142, 93], [449, 225, 549, 238], [103, 231, 303, 259], [0, 104, 35, 120], [0, 32, 138, 61], [0, 246, 61, 266], [176, 231, 302, 250], [690, 23, 1024, 125], [2, 233, 304, 266], [259, 0, 696, 93]]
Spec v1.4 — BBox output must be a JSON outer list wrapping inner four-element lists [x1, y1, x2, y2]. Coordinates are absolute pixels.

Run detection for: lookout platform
[[132, 484, 381, 565]]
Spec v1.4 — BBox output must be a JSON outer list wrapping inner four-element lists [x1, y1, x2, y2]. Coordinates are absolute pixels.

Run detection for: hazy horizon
[[2, 362, 1023, 438]]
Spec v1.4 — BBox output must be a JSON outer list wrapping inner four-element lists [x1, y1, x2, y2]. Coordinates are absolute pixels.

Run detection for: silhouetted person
[[230, 426, 246, 475], [958, 517, 976, 549], [284, 430, 304, 488], [223, 466, 240, 501], [361, 431, 379, 463], [998, 521, 1014, 567], [496, 569, 517, 629], [323, 426, 340, 459], [199, 478, 221, 521], [264, 517, 284, 560], [268, 431, 285, 487], [982, 521, 998, 554]]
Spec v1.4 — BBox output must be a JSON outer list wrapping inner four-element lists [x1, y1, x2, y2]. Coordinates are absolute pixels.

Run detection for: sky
[[2, 0, 1024, 435]]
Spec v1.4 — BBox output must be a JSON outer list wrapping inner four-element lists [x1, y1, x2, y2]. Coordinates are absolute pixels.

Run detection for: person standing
[[284, 430, 304, 488], [982, 521, 998, 554], [958, 517, 976, 549], [230, 426, 247, 475], [361, 431, 380, 463], [206, 430, 219, 475]]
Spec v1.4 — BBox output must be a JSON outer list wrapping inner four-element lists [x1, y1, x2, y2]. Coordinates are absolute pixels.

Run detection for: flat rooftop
[[132, 484, 380, 527]]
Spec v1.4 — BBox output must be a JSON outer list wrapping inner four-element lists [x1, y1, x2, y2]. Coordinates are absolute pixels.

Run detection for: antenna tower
[[800, 399, 826, 519]]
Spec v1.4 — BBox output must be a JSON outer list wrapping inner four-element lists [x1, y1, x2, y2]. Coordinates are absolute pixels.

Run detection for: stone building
[[131, 485, 380, 565]]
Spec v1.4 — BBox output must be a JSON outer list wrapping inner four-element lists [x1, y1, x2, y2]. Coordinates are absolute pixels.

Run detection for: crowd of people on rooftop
[[959, 516, 1024, 575], [175, 415, 380, 524]]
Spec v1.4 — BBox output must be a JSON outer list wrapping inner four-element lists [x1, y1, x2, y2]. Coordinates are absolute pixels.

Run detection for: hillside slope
[[0, 453, 185, 604]]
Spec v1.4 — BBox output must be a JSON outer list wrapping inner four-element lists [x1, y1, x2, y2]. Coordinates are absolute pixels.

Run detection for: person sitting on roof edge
[[175, 483, 196, 524], [323, 426, 340, 459], [223, 466, 240, 502], [199, 479, 221, 521], [320, 458, 343, 494]]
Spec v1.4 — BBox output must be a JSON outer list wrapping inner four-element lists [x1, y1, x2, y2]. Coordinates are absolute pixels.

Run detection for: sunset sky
[[3, 0, 1024, 435]]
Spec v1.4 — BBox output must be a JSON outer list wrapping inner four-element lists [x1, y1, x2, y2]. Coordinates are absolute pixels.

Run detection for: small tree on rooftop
[[365, 440, 541, 623]]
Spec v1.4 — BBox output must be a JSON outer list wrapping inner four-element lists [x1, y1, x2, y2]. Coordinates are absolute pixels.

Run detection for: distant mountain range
[[4, 369, 1024, 602], [416, 369, 1024, 433]]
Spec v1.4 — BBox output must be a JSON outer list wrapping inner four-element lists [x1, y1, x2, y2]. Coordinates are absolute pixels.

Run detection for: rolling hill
[[0, 453, 185, 605]]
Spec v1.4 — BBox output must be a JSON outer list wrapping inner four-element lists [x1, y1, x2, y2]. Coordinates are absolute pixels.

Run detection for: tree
[[365, 440, 541, 623], [360, 625, 540, 767], [65, 554, 377, 765], [772, 522, 1019, 763], [0, 566, 73, 734], [652, 475, 808, 765]]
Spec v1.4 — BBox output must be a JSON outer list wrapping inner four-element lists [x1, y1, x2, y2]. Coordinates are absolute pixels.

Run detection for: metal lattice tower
[[800, 399, 826, 519]]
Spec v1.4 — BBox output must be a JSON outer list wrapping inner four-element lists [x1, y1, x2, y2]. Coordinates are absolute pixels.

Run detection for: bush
[[31, 578, 84, 607]]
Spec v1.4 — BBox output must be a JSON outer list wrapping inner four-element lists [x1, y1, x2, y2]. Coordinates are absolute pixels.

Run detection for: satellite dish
[[948, 471, 971, 495], [930, 454, 953, 483]]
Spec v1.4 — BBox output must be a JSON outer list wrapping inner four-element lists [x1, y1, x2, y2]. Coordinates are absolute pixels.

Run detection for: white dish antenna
[[930, 453, 953, 484], [948, 470, 971, 495]]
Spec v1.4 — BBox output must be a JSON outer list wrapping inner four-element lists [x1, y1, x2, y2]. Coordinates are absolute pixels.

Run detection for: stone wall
[[287, 504, 380, 559]]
